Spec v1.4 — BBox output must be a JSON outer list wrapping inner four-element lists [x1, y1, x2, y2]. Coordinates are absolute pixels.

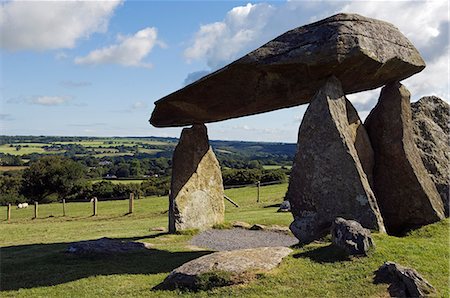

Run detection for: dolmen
[[149, 13, 446, 238]]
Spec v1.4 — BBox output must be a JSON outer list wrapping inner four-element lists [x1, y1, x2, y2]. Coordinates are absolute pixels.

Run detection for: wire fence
[[4, 180, 287, 222]]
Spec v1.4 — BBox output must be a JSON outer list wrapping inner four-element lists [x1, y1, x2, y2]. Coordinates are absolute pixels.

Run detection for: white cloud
[[74, 27, 163, 68], [184, 3, 275, 68], [29, 96, 72, 106], [0, 0, 122, 51], [131, 101, 148, 110]]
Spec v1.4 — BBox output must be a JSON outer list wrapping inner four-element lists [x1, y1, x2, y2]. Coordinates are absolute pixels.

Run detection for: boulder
[[286, 76, 385, 244], [364, 83, 444, 234], [156, 247, 292, 290], [331, 217, 374, 256], [411, 96, 450, 216], [169, 124, 225, 233], [150, 13, 425, 127], [66, 237, 151, 256], [374, 261, 436, 297], [277, 200, 291, 212]]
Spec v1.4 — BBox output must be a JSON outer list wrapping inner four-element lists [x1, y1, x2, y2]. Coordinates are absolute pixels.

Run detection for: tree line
[[0, 156, 289, 205]]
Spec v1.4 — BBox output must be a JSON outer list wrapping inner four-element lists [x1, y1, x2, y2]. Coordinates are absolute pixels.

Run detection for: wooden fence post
[[34, 201, 38, 219], [256, 181, 261, 203], [92, 197, 98, 216], [129, 193, 134, 214], [7, 204, 11, 222], [62, 199, 66, 217]]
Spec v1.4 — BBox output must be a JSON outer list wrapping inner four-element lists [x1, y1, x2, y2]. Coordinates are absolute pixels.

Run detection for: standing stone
[[286, 76, 385, 244], [169, 124, 225, 233], [411, 96, 450, 216], [364, 83, 444, 234]]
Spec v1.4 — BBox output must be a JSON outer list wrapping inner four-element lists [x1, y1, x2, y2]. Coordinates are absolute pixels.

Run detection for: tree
[[0, 172, 25, 205], [21, 156, 87, 202]]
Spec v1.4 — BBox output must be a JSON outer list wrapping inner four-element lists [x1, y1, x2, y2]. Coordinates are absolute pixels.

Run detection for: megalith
[[150, 13, 425, 127], [286, 77, 385, 243], [169, 124, 225, 233], [364, 83, 444, 234], [411, 96, 450, 216]]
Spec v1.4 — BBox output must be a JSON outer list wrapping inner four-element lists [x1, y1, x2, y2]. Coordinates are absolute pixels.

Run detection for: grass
[[262, 165, 292, 170], [0, 183, 448, 297]]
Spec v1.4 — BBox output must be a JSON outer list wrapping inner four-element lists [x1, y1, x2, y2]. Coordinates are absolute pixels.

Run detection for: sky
[[1, 0, 448, 143]]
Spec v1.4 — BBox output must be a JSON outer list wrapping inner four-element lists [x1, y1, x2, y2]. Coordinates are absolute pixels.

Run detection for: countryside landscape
[[1, 135, 448, 297], [1, 1, 449, 298]]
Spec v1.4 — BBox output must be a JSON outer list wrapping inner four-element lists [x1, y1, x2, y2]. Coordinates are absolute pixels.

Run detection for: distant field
[[263, 165, 292, 170], [90, 179, 146, 185], [0, 166, 28, 172], [0, 144, 55, 155], [0, 138, 169, 158]]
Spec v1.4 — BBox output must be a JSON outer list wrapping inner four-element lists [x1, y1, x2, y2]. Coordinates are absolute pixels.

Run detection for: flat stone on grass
[[156, 247, 292, 291]]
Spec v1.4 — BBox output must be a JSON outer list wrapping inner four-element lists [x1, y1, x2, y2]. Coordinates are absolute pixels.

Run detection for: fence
[[4, 180, 286, 221]]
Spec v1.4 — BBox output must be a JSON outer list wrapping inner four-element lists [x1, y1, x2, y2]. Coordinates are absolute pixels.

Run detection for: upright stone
[[364, 83, 444, 234], [287, 77, 385, 244], [411, 96, 450, 216], [169, 124, 225, 233]]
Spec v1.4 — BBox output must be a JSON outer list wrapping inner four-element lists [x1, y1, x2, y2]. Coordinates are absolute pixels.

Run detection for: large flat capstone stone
[[364, 83, 444, 234], [169, 124, 225, 233], [150, 13, 425, 127], [286, 77, 385, 244]]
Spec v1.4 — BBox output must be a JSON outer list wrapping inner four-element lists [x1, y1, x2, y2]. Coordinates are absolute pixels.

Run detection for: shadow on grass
[[0, 237, 211, 291], [293, 244, 350, 263]]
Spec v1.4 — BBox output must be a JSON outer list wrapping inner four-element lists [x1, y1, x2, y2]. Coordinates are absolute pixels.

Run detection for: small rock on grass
[[232, 221, 252, 229], [374, 261, 436, 297], [67, 237, 152, 256], [331, 217, 374, 256]]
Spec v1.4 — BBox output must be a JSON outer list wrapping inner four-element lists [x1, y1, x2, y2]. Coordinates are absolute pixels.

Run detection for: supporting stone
[[286, 77, 385, 244], [364, 82, 444, 234], [169, 124, 225, 233], [411, 96, 450, 216]]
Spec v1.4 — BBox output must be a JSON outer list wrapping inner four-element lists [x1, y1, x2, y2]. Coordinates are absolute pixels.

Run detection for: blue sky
[[1, 0, 448, 142]]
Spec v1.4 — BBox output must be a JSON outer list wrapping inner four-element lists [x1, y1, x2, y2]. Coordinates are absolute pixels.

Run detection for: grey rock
[[374, 261, 436, 297], [66, 237, 151, 256], [411, 96, 450, 216], [331, 217, 374, 256], [250, 224, 267, 230], [277, 200, 291, 212], [169, 124, 225, 233], [287, 76, 385, 244], [365, 83, 444, 234], [150, 13, 425, 127], [231, 221, 252, 229], [157, 247, 292, 290]]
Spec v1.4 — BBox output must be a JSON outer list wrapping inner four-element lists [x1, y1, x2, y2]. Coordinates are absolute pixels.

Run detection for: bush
[[141, 176, 170, 196], [222, 168, 287, 186]]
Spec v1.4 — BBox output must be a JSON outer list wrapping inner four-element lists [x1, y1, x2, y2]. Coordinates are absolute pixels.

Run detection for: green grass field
[[0, 138, 171, 158], [262, 165, 292, 170], [1, 183, 448, 297]]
